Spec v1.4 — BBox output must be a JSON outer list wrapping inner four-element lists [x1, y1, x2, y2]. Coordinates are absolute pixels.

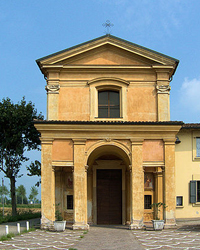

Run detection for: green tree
[[16, 185, 26, 204], [29, 186, 38, 204], [0, 185, 9, 204], [27, 160, 41, 187], [0, 97, 43, 216]]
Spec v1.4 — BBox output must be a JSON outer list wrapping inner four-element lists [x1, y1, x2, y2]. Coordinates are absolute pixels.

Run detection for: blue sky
[[0, 0, 200, 197]]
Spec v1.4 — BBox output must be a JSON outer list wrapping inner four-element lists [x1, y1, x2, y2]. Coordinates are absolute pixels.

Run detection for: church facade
[[35, 35, 197, 230]]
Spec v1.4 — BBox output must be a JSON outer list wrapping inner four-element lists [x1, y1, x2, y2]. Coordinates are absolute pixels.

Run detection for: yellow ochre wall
[[36, 35, 180, 229], [56, 73, 157, 122], [44, 46, 172, 122]]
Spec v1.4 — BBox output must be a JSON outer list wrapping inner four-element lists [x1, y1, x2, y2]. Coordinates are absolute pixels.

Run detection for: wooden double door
[[97, 169, 122, 225]]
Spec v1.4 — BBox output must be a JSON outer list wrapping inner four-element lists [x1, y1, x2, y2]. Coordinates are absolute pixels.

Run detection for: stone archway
[[86, 143, 131, 225]]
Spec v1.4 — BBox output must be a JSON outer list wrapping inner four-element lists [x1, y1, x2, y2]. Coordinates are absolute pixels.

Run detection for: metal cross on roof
[[102, 20, 114, 34]]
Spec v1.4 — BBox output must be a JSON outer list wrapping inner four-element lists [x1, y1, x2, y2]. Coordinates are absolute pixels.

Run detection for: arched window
[[98, 90, 120, 118]]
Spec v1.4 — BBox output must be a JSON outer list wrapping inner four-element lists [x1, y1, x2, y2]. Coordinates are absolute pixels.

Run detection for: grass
[[0, 233, 16, 241], [0, 228, 36, 242], [0, 204, 41, 208]]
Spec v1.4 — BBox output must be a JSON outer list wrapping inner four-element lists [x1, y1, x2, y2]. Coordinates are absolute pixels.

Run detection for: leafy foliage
[[0, 185, 9, 203], [27, 160, 41, 186], [55, 203, 63, 221], [16, 185, 27, 204], [0, 97, 43, 216], [29, 186, 38, 204], [151, 202, 167, 220]]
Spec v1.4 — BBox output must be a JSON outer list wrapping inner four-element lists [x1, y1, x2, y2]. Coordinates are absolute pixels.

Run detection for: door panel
[[97, 169, 122, 224]]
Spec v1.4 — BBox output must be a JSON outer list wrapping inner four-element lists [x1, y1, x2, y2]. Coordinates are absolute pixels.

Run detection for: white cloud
[[180, 77, 200, 112]]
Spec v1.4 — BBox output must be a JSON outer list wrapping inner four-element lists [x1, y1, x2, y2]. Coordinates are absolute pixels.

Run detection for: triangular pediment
[[36, 35, 179, 71], [55, 45, 154, 66]]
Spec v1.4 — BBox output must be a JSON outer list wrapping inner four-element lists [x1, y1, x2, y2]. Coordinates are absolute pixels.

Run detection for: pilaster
[[72, 139, 89, 230], [164, 140, 176, 228], [40, 138, 55, 230], [129, 140, 144, 229], [156, 71, 171, 121], [154, 169, 164, 220], [45, 71, 60, 120]]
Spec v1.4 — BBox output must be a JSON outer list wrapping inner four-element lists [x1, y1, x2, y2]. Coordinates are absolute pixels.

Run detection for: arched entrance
[[87, 143, 131, 225]]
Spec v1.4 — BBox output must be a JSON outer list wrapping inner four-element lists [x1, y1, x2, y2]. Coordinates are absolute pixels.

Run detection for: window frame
[[144, 195, 152, 210], [67, 195, 73, 210], [190, 180, 200, 204], [88, 77, 129, 121], [176, 196, 183, 207], [192, 132, 200, 161], [98, 89, 120, 118], [196, 138, 200, 157]]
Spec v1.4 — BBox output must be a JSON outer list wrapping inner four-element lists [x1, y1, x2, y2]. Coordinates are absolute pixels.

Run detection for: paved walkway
[[133, 224, 200, 250], [0, 220, 200, 249], [73, 225, 143, 250]]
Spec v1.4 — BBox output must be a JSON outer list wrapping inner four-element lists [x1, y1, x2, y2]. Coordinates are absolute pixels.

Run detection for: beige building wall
[[175, 128, 200, 219]]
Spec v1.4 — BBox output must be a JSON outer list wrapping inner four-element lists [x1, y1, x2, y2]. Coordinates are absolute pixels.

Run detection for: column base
[[164, 218, 177, 228], [40, 216, 54, 230], [72, 223, 89, 230], [164, 223, 177, 229], [129, 219, 144, 230], [164, 218, 177, 229]]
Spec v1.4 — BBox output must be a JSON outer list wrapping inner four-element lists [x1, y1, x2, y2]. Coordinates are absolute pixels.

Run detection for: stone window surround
[[87, 77, 129, 121], [191, 175, 200, 206], [192, 132, 200, 161], [176, 196, 183, 207]]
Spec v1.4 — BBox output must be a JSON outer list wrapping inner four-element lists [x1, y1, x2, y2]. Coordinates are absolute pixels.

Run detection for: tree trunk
[[10, 176, 17, 216]]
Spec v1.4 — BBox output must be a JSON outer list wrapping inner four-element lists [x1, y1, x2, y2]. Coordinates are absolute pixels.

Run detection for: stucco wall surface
[[175, 130, 200, 218]]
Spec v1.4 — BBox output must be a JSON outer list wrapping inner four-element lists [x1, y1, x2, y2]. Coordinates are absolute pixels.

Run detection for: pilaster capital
[[156, 85, 171, 94], [45, 84, 60, 94], [40, 138, 54, 145], [163, 138, 176, 145], [130, 140, 143, 146], [153, 166, 165, 174], [73, 139, 86, 145], [128, 165, 132, 173]]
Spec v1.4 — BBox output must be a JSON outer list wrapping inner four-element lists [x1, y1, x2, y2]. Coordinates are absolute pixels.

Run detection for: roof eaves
[[34, 120, 183, 126], [181, 123, 200, 129]]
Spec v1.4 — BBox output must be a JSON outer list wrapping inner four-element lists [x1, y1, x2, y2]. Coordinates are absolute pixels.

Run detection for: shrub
[[0, 210, 41, 224]]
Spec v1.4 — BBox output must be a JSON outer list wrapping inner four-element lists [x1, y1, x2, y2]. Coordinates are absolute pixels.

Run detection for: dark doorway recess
[[97, 169, 122, 224]]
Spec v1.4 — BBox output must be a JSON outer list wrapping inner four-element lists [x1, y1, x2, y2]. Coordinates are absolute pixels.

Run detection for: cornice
[[34, 122, 182, 142]]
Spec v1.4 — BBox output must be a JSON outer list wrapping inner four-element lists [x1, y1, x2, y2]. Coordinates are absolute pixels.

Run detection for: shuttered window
[[190, 180, 197, 203], [197, 181, 200, 202]]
